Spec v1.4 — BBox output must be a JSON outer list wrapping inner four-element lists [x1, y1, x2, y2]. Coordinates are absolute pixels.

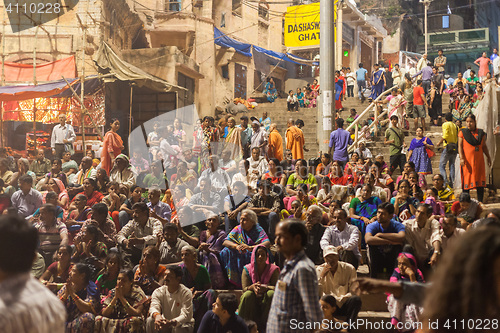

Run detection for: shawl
[[461, 128, 485, 147], [52, 178, 69, 208], [409, 137, 433, 151], [244, 245, 279, 285], [226, 224, 269, 247], [224, 126, 243, 160]]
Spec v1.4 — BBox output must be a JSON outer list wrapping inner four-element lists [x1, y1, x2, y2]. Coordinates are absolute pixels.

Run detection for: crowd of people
[[0, 49, 499, 333]]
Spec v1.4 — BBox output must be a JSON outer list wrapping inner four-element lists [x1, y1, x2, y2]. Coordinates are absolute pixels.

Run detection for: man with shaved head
[[285, 118, 304, 160], [267, 123, 283, 161]]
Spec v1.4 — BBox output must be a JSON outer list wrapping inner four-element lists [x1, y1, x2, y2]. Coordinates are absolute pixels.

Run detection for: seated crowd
[[0, 111, 491, 333]]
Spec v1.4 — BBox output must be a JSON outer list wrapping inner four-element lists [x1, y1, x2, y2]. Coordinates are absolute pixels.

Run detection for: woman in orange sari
[[101, 118, 124, 175], [458, 114, 491, 202]]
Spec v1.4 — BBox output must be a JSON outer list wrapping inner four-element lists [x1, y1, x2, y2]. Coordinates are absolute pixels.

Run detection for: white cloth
[[149, 284, 194, 328], [441, 227, 465, 251], [116, 217, 162, 250], [0, 273, 66, 333], [392, 69, 406, 86], [198, 168, 231, 192], [494, 56, 500, 76], [346, 72, 356, 86], [320, 224, 361, 259], [316, 262, 357, 307], [50, 123, 76, 148], [247, 156, 268, 188], [403, 218, 441, 263], [109, 168, 136, 189], [287, 95, 298, 103]]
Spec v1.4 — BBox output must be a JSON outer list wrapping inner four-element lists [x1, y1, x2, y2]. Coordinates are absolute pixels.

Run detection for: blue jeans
[[357, 80, 366, 99], [439, 146, 457, 186]]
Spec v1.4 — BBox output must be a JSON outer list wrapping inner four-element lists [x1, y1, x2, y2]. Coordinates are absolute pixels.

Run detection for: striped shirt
[[267, 250, 323, 333], [0, 273, 66, 333], [33, 220, 68, 253]]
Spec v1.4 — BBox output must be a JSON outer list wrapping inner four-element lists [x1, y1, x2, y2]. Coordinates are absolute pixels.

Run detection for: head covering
[[244, 245, 279, 285], [51, 178, 66, 193], [390, 252, 425, 283], [323, 245, 339, 258], [252, 120, 261, 126]]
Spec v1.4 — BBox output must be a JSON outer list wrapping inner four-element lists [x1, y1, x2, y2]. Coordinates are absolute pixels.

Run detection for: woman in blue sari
[[370, 63, 386, 101], [264, 78, 278, 103], [407, 127, 434, 175], [220, 209, 271, 288], [296, 87, 305, 107], [349, 183, 382, 248]]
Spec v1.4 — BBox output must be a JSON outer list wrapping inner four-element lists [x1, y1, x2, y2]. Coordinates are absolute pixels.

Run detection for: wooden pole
[[77, 13, 87, 152], [32, 26, 39, 152], [61, 76, 103, 140], [1, 10, 5, 86]]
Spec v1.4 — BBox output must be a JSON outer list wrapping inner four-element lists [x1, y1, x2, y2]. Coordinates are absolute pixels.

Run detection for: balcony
[[417, 28, 489, 53]]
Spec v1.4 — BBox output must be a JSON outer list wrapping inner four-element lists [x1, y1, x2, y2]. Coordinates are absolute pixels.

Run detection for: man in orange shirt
[[285, 119, 305, 160], [413, 79, 428, 131], [267, 123, 283, 161]]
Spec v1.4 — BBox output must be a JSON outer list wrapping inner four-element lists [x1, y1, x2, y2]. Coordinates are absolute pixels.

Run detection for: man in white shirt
[[320, 208, 361, 269], [148, 265, 194, 333], [51, 114, 76, 159], [345, 67, 356, 97], [493, 55, 500, 80], [403, 203, 442, 271], [316, 246, 361, 325], [440, 214, 465, 253], [0, 214, 66, 333], [392, 64, 406, 86]]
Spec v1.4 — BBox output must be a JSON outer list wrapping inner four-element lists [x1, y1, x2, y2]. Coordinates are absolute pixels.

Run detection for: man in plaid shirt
[[267, 220, 323, 333]]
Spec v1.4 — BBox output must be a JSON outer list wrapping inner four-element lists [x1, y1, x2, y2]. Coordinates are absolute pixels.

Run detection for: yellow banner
[[284, 3, 337, 47], [284, 3, 320, 47]]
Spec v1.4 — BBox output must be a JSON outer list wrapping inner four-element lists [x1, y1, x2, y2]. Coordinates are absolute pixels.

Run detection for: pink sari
[[244, 245, 279, 285]]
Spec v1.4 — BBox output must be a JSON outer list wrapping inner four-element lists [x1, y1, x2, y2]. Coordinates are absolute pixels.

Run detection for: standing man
[[412, 79, 428, 131], [436, 112, 458, 187], [365, 202, 405, 278], [392, 64, 405, 86], [432, 66, 445, 95], [267, 220, 323, 333], [463, 66, 472, 80], [490, 48, 498, 63], [355, 63, 368, 101], [416, 53, 428, 73], [267, 123, 283, 161], [329, 118, 353, 169], [345, 67, 356, 98], [412, 62, 433, 96], [369, 63, 386, 101], [51, 114, 76, 160], [384, 115, 406, 175], [493, 52, 500, 80], [383, 64, 394, 90], [434, 49, 447, 75], [250, 121, 268, 156], [285, 118, 305, 160], [467, 70, 479, 95], [0, 215, 66, 332], [238, 116, 252, 159]]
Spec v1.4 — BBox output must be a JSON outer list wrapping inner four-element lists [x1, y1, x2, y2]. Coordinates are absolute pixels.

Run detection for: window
[[166, 0, 181, 12], [222, 65, 229, 79], [232, 0, 242, 16], [442, 15, 450, 29]]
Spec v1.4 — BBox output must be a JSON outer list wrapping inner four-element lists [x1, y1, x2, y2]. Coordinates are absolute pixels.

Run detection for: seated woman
[[390, 180, 418, 222], [349, 183, 382, 249], [451, 192, 483, 229], [370, 162, 394, 195], [424, 188, 445, 221], [329, 161, 356, 186], [40, 245, 73, 292], [283, 183, 321, 215], [198, 214, 227, 289], [58, 263, 100, 333], [65, 194, 91, 241], [356, 173, 389, 202], [130, 150, 150, 174], [344, 152, 360, 175], [180, 245, 217, 331], [86, 150, 101, 168], [317, 177, 333, 206], [220, 209, 271, 288], [395, 162, 427, 191], [96, 252, 123, 298], [68, 178, 104, 211], [102, 181, 127, 229], [319, 295, 345, 333], [170, 161, 197, 191], [452, 94, 473, 121], [143, 161, 166, 188], [118, 185, 144, 229], [262, 158, 286, 188], [72, 224, 108, 271], [239, 245, 280, 331], [315, 153, 332, 184], [36, 159, 68, 190], [282, 199, 306, 220], [134, 245, 165, 296], [286, 159, 318, 197], [408, 171, 424, 202], [62, 151, 79, 185], [95, 168, 109, 194], [387, 253, 424, 331], [94, 269, 147, 333]]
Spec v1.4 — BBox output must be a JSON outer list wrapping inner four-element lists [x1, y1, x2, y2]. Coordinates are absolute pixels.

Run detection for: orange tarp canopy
[[1, 56, 76, 82]]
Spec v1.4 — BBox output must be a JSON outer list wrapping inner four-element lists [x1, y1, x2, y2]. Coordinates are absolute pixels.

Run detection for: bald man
[[267, 123, 283, 161], [285, 119, 305, 160]]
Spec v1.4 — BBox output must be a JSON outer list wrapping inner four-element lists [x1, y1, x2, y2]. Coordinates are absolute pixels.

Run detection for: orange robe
[[459, 129, 486, 190], [286, 126, 305, 160], [101, 131, 123, 175], [268, 129, 283, 161]]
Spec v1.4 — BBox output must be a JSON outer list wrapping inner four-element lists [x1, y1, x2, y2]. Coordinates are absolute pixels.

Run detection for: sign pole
[[318, 0, 335, 153]]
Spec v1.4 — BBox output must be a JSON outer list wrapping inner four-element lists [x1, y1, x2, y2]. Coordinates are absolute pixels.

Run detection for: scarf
[[244, 245, 279, 285], [461, 128, 484, 147]]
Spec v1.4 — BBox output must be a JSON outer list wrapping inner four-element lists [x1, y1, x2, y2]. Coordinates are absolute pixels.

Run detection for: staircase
[[245, 99, 319, 160]]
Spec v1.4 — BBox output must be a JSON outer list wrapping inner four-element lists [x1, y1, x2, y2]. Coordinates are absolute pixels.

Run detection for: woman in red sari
[[335, 71, 346, 111], [101, 118, 124, 175]]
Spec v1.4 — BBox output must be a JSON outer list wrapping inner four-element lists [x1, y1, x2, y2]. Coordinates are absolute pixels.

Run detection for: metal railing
[[345, 85, 397, 153]]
